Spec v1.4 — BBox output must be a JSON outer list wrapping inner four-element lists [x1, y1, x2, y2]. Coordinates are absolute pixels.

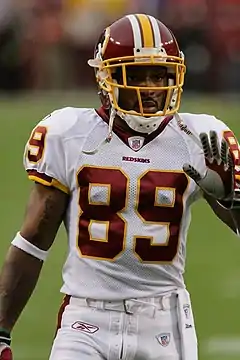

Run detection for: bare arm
[[204, 193, 240, 234], [0, 183, 69, 332]]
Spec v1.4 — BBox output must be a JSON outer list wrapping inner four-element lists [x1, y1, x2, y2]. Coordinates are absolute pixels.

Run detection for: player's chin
[[142, 106, 159, 116], [134, 106, 159, 115]]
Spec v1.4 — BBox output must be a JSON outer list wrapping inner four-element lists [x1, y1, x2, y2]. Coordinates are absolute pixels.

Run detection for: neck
[[114, 114, 135, 132]]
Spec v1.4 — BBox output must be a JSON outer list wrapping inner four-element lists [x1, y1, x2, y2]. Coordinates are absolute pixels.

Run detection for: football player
[[0, 14, 240, 360]]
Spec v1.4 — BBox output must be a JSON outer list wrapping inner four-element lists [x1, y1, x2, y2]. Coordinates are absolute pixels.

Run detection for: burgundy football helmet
[[88, 14, 186, 133]]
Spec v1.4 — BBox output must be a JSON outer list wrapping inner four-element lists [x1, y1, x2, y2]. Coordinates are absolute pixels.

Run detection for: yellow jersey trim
[[28, 175, 70, 194]]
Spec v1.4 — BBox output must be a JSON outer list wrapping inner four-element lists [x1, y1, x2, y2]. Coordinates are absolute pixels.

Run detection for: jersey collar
[[95, 107, 173, 151]]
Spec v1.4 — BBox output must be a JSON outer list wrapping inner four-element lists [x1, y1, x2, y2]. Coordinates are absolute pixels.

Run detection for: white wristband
[[11, 232, 48, 261]]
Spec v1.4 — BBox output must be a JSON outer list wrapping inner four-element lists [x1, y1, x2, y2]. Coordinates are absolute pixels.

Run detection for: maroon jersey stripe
[[27, 169, 52, 183]]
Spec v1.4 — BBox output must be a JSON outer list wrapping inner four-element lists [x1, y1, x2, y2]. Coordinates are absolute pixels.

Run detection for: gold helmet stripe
[[135, 14, 154, 48]]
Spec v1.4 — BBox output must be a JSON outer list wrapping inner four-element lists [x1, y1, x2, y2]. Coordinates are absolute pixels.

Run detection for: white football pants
[[49, 289, 198, 360]]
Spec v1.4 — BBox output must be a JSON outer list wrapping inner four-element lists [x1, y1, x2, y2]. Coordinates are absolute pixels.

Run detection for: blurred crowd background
[[0, 0, 239, 93]]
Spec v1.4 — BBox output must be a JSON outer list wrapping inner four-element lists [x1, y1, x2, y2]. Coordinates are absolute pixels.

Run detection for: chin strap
[[82, 108, 116, 155]]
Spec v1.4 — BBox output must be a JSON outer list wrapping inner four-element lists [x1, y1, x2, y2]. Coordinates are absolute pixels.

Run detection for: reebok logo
[[122, 156, 150, 163], [72, 321, 99, 334]]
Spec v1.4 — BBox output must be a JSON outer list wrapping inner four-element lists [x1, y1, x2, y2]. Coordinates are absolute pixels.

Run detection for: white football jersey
[[24, 107, 237, 300]]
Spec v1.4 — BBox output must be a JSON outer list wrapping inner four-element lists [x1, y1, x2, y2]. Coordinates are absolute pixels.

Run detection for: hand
[[183, 131, 234, 200], [0, 344, 12, 360]]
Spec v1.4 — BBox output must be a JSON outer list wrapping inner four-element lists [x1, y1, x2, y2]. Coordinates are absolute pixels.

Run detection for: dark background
[[0, 0, 239, 93]]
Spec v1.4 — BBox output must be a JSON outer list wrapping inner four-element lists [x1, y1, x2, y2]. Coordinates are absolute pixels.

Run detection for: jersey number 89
[[77, 166, 189, 264]]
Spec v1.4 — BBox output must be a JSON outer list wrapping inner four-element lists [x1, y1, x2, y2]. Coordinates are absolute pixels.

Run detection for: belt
[[69, 293, 177, 318]]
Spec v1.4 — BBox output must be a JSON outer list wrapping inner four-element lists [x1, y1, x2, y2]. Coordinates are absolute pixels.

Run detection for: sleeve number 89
[[27, 126, 47, 163]]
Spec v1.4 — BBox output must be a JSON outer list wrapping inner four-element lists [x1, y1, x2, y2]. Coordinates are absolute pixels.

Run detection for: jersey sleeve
[[23, 111, 70, 194]]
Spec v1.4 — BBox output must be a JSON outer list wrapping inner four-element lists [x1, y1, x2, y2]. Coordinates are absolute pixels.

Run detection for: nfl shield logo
[[156, 333, 170, 347], [128, 136, 144, 151]]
